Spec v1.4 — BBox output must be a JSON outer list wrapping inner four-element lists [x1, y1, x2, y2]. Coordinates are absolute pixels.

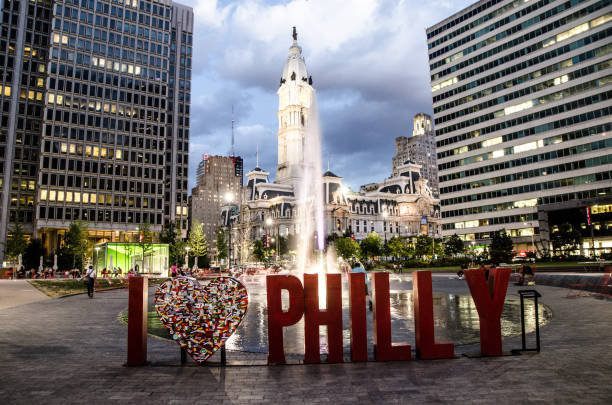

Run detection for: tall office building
[[428, 0, 612, 254], [190, 154, 243, 255], [392, 113, 439, 196], [0, 0, 193, 261]]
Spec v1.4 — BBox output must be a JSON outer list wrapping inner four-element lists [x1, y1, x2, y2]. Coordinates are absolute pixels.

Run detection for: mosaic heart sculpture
[[154, 277, 248, 364]]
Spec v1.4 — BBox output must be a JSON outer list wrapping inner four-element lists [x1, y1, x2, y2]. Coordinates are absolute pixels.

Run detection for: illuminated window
[[513, 199, 537, 208], [513, 140, 544, 154], [491, 149, 504, 158], [40, 189, 47, 201], [432, 76, 458, 93], [591, 14, 612, 28], [2, 86, 10, 97], [553, 75, 569, 86], [49, 190, 56, 201], [482, 136, 502, 148], [504, 100, 533, 116]]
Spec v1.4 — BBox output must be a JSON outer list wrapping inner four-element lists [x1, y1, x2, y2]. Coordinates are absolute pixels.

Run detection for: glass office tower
[[0, 0, 193, 260], [428, 0, 611, 254]]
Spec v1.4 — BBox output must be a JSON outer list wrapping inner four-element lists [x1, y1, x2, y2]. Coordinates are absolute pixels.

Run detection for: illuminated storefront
[[94, 243, 169, 277]]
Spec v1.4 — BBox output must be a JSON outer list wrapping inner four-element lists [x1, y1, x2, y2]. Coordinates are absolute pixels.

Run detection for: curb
[[57, 285, 127, 299]]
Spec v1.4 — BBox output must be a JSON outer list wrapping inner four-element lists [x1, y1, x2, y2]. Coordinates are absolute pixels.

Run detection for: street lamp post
[[184, 246, 190, 271], [224, 192, 238, 270], [94, 247, 100, 276], [265, 218, 273, 261], [471, 241, 476, 266]]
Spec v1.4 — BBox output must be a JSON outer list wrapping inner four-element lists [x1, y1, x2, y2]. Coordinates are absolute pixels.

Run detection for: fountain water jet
[[296, 95, 327, 274]]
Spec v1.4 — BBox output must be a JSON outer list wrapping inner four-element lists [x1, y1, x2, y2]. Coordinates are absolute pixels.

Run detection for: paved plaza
[[0, 280, 50, 310], [0, 275, 610, 404]]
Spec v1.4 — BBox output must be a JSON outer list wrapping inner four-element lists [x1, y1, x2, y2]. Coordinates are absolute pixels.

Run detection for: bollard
[[127, 276, 148, 366]]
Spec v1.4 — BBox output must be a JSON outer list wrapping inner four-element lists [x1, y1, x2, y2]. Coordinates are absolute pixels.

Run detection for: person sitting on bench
[[517, 264, 534, 286]]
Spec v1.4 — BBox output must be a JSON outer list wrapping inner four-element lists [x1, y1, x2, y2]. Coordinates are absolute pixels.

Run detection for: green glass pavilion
[[94, 243, 169, 277]]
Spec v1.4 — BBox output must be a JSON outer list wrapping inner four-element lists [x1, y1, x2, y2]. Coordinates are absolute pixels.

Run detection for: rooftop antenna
[[231, 105, 235, 157], [327, 153, 330, 172], [256, 144, 259, 168]]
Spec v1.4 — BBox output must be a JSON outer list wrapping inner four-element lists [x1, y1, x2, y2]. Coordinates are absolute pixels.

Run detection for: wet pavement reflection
[[225, 274, 552, 355]]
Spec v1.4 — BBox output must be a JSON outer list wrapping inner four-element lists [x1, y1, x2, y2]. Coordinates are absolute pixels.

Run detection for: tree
[[251, 239, 267, 262], [64, 220, 90, 270], [359, 232, 383, 260], [334, 237, 360, 260], [23, 238, 44, 271], [386, 236, 406, 261], [551, 223, 583, 257], [489, 230, 514, 264], [138, 222, 154, 270], [4, 222, 26, 262], [216, 227, 228, 263], [56, 245, 74, 271], [159, 221, 185, 266], [278, 235, 289, 257], [444, 234, 465, 257], [187, 220, 208, 268], [414, 235, 434, 259]]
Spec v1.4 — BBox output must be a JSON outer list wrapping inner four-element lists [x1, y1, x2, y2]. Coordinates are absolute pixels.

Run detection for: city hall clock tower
[[275, 27, 314, 185]]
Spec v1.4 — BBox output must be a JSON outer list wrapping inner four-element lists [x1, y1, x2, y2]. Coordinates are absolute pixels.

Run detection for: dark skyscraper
[[0, 0, 193, 261]]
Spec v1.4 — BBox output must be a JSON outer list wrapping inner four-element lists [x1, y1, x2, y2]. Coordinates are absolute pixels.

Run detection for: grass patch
[[29, 278, 128, 298], [119, 311, 172, 340]]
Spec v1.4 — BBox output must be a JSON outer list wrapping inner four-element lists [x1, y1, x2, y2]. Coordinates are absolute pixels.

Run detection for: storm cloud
[[181, 0, 474, 190]]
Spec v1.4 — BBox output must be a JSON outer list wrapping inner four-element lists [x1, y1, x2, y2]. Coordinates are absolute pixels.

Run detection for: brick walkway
[[0, 276, 610, 404]]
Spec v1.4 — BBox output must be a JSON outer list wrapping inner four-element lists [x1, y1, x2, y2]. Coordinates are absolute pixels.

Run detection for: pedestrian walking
[[85, 266, 96, 298]]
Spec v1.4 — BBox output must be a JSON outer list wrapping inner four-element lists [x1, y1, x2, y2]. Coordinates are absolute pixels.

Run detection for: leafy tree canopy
[[251, 239, 267, 262], [216, 227, 228, 260], [334, 237, 360, 260], [489, 230, 514, 264], [5, 222, 26, 261], [551, 223, 583, 257], [444, 234, 465, 257], [188, 220, 208, 258], [359, 232, 383, 260]]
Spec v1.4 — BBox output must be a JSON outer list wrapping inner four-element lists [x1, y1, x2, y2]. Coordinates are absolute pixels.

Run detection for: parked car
[[512, 256, 535, 263]]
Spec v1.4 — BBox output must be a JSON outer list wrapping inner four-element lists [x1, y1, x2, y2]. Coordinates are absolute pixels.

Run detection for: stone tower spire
[[275, 27, 314, 185]]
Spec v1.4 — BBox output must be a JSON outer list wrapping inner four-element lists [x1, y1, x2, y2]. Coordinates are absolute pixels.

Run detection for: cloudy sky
[[181, 0, 474, 191]]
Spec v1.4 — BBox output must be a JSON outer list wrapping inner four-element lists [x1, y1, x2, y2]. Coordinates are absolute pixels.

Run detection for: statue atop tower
[[275, 27, 315, 185]]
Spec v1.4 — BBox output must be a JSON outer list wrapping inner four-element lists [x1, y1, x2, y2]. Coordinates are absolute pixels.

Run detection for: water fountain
[[295, 95, 327, 275]]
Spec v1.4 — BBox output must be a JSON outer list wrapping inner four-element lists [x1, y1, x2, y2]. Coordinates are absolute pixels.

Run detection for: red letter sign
[[372, 272, 411, 361], [266, 275, 304, 364], [464, 267, 511, 356], [304, 273, 343, 363], [412, 271, 454, 359], [348, 272, 368, 362]]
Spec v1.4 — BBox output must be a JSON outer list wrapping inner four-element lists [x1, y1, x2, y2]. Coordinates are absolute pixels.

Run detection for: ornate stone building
[[226, 29, 441, 263], [392, 113, 439, 197]]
